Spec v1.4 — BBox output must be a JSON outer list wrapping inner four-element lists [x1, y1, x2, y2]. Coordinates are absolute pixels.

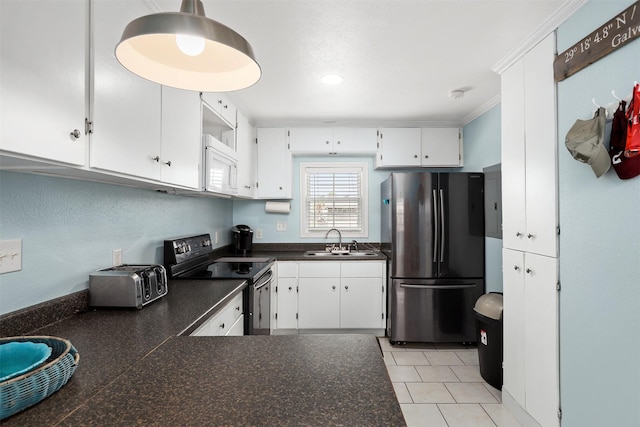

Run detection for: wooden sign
[[554, 0, 640, 82]]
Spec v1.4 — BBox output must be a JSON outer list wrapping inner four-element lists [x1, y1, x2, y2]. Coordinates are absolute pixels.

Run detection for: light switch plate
[[0, 239, 22, 274], [255, 229, 263, 239], [276, 222, 287, 232]]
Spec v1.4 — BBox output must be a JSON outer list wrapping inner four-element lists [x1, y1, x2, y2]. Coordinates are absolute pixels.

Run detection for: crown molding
[[461, 94, 501, 126], [492, 0, 588, 75]]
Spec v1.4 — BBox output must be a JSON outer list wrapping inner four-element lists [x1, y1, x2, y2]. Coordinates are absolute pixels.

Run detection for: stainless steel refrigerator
[[381, 172, 485, 344]]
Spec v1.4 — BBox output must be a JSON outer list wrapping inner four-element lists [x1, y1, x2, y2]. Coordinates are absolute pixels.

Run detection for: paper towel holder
[[265, 201, 291, 214]]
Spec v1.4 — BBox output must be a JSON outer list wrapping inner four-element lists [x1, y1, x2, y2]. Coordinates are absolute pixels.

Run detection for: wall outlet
[[215, 231, 219, 244], [0, 239, 22, 274], [112, 249, 123, 266], [276, 222, 287, 232], [255, 228, 263, 239]]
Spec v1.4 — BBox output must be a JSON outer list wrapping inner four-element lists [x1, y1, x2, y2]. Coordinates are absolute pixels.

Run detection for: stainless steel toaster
[[89, 264, 168, 309]]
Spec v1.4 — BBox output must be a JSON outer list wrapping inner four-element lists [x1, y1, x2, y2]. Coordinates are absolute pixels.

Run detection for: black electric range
[[164, 234, 274, 335]]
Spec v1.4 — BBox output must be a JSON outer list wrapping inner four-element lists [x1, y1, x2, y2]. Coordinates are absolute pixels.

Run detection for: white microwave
[[204, 144, 238, 195]]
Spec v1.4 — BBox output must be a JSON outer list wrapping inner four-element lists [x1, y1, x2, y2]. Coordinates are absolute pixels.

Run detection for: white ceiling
[[161, 0, 570, 126]]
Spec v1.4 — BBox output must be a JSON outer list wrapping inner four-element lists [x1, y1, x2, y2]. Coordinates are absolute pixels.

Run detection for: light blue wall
[[556, 1, 640, 425], [0, 171, 233, 315], [233, 156, 391, 242], [461, 105, 503, 293]]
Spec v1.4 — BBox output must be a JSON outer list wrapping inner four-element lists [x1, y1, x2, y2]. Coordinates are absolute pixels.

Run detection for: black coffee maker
[[231, 225, 253, 255]]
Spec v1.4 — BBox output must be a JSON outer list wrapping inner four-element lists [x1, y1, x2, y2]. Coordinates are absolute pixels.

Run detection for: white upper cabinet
[[502, 34, 557, 257], [421, 128, 462, 167], [376, 128, 422, 167], [256, 128, 292, 199], [160, 87, 201, 189], [289, 128, 377, 155], [235, 111, 256, 198], [376, 127, 462, 168], [201, 92, 237, 128], [90, 0, 162, 181], [0, 0, 87, 166]]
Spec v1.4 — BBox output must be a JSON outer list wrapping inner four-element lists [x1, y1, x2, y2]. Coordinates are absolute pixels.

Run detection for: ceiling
[[160, 0, 569, 126]]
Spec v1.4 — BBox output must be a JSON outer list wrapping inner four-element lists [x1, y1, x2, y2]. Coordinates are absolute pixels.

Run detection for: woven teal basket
[[0, 336, 79, 420]]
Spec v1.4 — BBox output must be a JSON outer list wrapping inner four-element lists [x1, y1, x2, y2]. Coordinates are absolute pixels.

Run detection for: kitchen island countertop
[[58, 335, 404, 426], [2, 278, 404, 426]]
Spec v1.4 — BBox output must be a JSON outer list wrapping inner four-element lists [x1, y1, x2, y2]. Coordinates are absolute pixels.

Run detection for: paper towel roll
[[265, 201, 291, 214]]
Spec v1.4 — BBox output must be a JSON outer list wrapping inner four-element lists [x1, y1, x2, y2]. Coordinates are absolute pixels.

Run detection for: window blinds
[[304, 167, 363, 231]]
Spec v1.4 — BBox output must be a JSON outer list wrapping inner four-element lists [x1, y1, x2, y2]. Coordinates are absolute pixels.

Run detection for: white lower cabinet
[[298, 262, 341, 329], [273, 260, 386, 332], [298, 277, 341, 329], [340, 262, 384, 328], [191, 292, 243, 336], [503, 249, 559, 427]]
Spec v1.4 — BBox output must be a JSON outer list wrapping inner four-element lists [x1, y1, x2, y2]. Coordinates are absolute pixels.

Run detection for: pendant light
[[115, 0, 261, 92]]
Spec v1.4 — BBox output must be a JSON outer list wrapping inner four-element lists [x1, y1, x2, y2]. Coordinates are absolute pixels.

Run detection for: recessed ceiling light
[[321, 74, 344, 85]]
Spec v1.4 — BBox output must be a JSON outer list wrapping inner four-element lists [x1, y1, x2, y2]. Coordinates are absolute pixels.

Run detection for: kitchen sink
[[303, 250, 378, 257]]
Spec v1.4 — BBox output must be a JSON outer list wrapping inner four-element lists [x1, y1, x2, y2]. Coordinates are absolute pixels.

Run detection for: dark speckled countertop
[[2, 279, 245, 426], [3, 273, 404, 426], [58, 335, 404, 426]]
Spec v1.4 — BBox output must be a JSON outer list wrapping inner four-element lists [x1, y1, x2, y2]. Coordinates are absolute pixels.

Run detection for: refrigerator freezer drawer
[[389, 278, 484, 343]]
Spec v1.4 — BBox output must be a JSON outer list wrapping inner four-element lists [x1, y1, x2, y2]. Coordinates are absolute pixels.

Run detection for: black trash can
[[473, 292, 503, 390]]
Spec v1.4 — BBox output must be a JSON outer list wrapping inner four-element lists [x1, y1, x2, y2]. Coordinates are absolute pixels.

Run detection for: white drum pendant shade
[[115, 0, 260, 92]]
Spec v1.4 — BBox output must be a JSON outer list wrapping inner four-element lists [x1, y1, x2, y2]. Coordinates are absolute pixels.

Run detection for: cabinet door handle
[[516, 232, 523, 237], [527, 233, 535, 239], [288, 286, 292, 291], [514, 265, 520, 271], [336, 140, 341, 145], [164, 160, 172, 167], [526, 268, 533, 274], [325, 140, 330, 145], [151, 156, 160, 162], [332, 285, 336, 290], [244, 185, 251, 189], [344, 285, 349, 290], [424, 155, 429, 159], [414, 154, 418, 158], [70, 129, 81, 140], [220, 323, 225, 329]]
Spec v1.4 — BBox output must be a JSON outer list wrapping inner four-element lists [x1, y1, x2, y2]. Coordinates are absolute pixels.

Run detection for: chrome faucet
[[325, 228, 342, 251]]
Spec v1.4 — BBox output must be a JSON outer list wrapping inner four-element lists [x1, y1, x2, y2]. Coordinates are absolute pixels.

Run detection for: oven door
[[252, 267, 273, 335]]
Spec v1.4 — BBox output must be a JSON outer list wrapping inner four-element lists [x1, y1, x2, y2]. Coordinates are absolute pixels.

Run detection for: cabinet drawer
[[277, 262, 298, 278], [191, 292, 243, 336], [298, 262, 340, 277], [341, 261, 383, 277]]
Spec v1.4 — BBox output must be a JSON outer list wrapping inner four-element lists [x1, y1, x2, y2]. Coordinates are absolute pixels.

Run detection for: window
[[300, 162, 368, 238]]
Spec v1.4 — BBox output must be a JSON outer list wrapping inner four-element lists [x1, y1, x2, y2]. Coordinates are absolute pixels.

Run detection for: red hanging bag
[[625, 83, 640, 158]]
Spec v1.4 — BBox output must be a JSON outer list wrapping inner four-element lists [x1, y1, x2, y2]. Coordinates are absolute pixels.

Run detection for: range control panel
[[164, 234, 213, 266]]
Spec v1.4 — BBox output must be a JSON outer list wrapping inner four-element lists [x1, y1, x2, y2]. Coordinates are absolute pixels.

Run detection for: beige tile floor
[[378, 337, 521, 427]]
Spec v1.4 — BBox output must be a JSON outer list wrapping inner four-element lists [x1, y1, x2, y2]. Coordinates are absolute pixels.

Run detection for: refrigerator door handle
[[432, 189, 438, 263], [399, 284, 476, 290], [439, 189, 445, 263]]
